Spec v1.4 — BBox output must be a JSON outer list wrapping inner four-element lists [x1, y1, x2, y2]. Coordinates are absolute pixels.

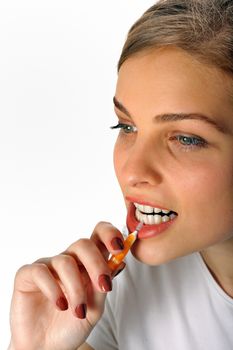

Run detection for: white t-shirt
[[87, 252, 233, 350]]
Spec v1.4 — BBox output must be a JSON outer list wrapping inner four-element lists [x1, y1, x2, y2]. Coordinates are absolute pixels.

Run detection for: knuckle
[[52, 254, 75, 269], [92, 222, 118, 241], [15, 263, 50, 283], [31, 262, 49, 278], [71, 238, 92, 251], [15, 264, 30, 279], [94, 221, 112, 231]]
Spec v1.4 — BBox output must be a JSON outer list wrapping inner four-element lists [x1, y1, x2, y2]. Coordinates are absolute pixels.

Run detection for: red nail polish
[[56, 296, 68, 311], [98, 274, 112, 292], [110, 237, 124, 250], [75, 304, 87, 319]]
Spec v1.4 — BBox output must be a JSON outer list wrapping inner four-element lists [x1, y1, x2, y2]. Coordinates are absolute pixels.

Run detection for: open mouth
[[134, 203, 178, 225], [126, 200, 178, 239]]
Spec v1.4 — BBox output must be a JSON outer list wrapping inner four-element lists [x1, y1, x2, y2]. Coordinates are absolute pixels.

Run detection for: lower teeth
[[135, 209, 176, 225]]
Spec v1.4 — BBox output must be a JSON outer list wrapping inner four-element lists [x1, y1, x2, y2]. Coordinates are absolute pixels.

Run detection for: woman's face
[[113, 48, 233, 265]]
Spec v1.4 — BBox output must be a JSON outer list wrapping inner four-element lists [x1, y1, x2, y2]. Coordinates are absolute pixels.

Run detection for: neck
[[201, 238, 233, 298]]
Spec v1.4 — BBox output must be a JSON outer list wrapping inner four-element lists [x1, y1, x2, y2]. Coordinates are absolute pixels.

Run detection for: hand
[[9, 222, 125, 350]]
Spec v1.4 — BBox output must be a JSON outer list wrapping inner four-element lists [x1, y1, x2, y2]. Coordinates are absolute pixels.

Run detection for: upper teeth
[[134, 203, 171, 215], [134, 202, 177, 225]]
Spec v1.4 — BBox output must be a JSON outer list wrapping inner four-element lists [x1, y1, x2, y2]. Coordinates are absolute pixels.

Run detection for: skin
[[114, 47, 233, 294], [9, 222, 124, 350], [8, 48, 233, 350]]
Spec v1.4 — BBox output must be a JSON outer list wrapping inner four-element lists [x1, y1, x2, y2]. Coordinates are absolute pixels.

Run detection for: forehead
[[116, 48, 233, 129]]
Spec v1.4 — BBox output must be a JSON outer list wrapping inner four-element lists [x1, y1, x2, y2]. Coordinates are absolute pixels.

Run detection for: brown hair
[[118, 0, 233, 74]]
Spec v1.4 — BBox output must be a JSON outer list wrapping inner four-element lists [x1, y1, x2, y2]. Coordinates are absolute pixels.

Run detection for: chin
[[130, 239, 174, 266], [130, 235, 198, 266]]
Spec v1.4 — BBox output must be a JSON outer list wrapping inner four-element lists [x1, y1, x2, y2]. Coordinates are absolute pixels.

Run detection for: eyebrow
[[113, 96, 228, 134]]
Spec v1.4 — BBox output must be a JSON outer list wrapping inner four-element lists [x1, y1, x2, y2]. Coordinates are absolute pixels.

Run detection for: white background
[[0, 1, 155, 348]]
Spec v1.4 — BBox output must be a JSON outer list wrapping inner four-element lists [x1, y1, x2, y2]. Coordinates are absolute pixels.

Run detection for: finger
[[15, 263, 69, 311], [91, 221, 125, 257], [66, 238, 112, 294], [49, 254, 88, 319]]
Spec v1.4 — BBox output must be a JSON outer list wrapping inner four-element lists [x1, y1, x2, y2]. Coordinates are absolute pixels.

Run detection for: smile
[[134, 203, 177, 225], [126, 201, 178, 239]]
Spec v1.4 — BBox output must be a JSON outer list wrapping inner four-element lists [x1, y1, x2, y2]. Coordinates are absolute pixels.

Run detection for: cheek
[[113, 133, 132, 176], [113, 139, 124, 185], [199, 164, 232, 208], [179, 160, 233, 239], [174, 154, 233, 205]]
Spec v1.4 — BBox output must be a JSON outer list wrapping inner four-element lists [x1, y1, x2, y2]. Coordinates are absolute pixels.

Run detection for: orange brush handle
[[107, 233, 136, 271]]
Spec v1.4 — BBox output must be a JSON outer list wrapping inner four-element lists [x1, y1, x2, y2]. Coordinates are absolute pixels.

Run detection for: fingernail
[[110, 237, 124, 251], [56, 296, 68, 311], [98, 274, 112, 292], [75, 304, 87, 319]]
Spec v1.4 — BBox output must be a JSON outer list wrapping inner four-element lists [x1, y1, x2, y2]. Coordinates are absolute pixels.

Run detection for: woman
[[8, 1, 233, 349]]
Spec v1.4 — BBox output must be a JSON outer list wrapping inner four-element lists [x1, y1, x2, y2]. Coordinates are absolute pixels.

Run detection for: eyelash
[[110, 123, 137, 134], [110, 123, 208, 150]]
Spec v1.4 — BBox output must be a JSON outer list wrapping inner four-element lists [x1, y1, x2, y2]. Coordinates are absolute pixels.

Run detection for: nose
[[119, 139, 163, 189]]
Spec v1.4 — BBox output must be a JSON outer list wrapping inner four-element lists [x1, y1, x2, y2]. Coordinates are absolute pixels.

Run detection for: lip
[[126, 202, 177, 239], [126, 196, 172, 212]]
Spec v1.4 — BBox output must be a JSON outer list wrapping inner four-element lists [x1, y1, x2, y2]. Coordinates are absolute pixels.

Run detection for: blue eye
[[110, 123, 137, 134], [171, 134, 208, 150]]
